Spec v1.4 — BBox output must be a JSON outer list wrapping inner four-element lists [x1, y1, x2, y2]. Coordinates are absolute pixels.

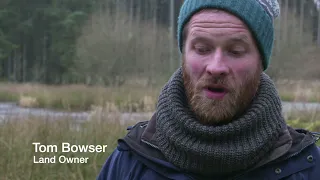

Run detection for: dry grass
[[276, 80, 320, 102], [0, 114, 129, 180], [0, 82, 160, 112], [286, 106, 320, 129], [19, 95, 39, 108], [0, 80, 318, 113], [286, 108, 320, 146]]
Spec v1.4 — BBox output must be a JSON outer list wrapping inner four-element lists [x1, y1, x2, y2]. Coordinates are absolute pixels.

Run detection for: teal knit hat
[[177, 0, 280, 70]]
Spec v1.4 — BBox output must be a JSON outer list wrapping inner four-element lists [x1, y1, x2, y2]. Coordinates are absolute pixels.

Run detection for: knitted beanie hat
[[177, 0, 280, 70]]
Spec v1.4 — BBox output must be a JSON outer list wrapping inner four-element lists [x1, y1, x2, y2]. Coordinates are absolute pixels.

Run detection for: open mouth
[[204, 86, 227, 99], [207, 87, 226, 93]]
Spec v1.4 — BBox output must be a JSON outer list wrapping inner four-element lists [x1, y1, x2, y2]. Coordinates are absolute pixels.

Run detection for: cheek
[[186, 57, 205, 79], [232, 60, 259, 80], [235, 63, 250, 75]]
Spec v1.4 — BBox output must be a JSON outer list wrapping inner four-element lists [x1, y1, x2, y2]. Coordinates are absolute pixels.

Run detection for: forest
[[0, 0, 184, 84], [0, 0, 319, 85]]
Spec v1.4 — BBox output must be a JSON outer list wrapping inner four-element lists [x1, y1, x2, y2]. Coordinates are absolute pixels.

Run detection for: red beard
[[182, 60, 261, 125]]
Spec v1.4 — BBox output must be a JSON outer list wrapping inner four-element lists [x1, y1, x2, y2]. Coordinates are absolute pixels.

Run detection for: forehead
[[186, 9, 251, 37], [189, 9, 247, 28]]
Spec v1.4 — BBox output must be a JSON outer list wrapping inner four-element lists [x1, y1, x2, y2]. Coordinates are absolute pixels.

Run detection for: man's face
[[182, 10, 262, 125]]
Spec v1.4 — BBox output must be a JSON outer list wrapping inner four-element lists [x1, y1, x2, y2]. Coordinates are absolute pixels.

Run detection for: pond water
[[0, 101, 319, 124]]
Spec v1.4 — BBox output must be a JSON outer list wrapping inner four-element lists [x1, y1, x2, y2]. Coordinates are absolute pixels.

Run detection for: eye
[[228, 47, 246, 57], [194, 45, 210, 55], [230, 50, 242, 55]]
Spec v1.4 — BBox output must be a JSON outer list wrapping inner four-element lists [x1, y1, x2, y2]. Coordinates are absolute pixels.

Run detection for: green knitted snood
[[155, 67, 287, 175]]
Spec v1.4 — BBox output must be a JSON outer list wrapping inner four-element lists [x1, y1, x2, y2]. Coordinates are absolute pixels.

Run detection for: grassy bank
[[286, 108, 320, 146], [286, 108, 320, 131], [0, 115, 129, 180], [0, 80, 318, 112], [275, 79, 320, 103], [0, 83, 160, 112]]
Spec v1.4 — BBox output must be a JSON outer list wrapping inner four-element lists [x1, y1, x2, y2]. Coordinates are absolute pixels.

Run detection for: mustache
[[196, 76, 230, 89]]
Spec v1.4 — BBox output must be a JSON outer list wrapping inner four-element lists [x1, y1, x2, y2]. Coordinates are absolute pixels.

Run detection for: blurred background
[[0, 0, 318, 85], [0, 0, 319, 179]]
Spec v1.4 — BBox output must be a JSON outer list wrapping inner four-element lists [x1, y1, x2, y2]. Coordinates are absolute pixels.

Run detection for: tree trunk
[[13, 50, 17, 82], [150, 0, 157, 85], [318, 9, 320, 46], [152, 0, 157, 35], [7, 55, 11, 81], [283, 0, 289, 46], [136, 0, 141, 29], [43, 33, 47, 82], [300, 0, 305, 44], [275, 0, 282, 53], [23, 41, 27, 82], [293, 0, 297, 15], [129, 0, 134, 30], [115, 0, 120, 31]]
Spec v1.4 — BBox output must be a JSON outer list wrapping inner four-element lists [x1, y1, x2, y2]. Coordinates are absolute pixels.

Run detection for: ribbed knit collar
[[154, 67, 288, 176]]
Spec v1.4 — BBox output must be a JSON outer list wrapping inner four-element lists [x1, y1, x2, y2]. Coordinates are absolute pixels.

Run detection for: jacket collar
[[141, 113, 158, 148]]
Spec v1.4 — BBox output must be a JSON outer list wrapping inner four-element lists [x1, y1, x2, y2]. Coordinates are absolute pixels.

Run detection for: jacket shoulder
[[96, 121, 148, 180], [97, 121, 171, 180], [282, 144, 320, 180], [96, 149, 131, 180], [244, 144, 320, 180], [97, 147, 166, 180]]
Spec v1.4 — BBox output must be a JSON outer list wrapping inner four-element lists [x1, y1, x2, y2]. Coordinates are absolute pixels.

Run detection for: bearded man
[[97, 0, 320, 179]]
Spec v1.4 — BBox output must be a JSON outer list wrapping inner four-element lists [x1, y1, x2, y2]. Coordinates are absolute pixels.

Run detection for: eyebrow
[[227, 35, 250, 45], [189, 33, 251, 46], [190, 36, 212, 45]]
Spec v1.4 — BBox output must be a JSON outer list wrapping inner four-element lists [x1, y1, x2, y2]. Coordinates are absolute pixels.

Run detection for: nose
[[205, 49, 229, 77]]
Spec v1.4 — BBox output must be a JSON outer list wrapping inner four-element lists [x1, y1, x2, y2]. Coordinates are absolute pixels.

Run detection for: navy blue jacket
[[97, 118, 320, 180]]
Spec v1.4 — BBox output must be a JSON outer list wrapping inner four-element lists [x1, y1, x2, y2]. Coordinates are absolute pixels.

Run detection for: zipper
[[312, 132, 320, 142], [141, 138, 160, 150], [140, 121, 159, 150]]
